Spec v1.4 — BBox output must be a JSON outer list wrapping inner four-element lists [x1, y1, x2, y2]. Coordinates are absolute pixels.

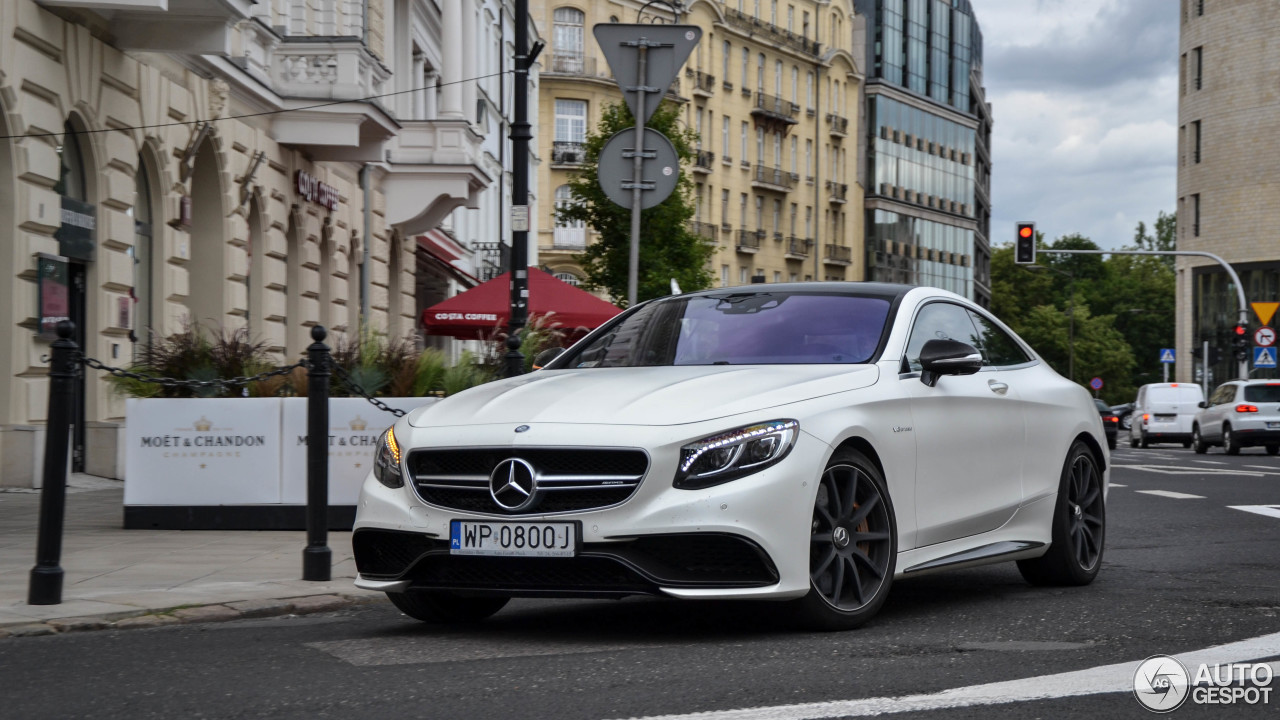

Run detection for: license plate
[[449, 520, 578, 557]]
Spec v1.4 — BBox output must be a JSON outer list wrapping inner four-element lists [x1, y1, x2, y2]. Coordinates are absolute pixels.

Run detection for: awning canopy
[[421, 268, 622, 340]]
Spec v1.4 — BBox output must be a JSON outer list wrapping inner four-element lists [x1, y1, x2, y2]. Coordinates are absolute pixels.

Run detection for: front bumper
[[352, 422, 831, 600]]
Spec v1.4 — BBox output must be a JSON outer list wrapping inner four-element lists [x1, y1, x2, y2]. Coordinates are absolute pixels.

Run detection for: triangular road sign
[[594, 24, 701, 125], [1252, 301, 1279, 326]]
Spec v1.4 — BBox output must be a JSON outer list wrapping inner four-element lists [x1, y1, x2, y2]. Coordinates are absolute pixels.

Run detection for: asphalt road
[[3, 433, 1278, 720]]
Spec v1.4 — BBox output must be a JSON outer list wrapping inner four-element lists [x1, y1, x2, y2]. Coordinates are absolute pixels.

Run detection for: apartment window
[[773, 131, 782, 166], [755, 195, 764, 228], [775, 60, 783, 95], [790, 136, 797, 173], [805, 207, 812, 236], [740, 266, 748, 284], [740, 193, 748, 226], [742, 48, 750, 87], [553, 8, 585, 65], [787, 5, 793, 32], [741, 121, 749, 164], [805, 139, 812, 177], [1192, 46, 1202, 90], [773, 271, 782, 283], [722, 264, 730, 287], [757, 53, 765, 90], [1192, 120, 1201, 163], [770, 0, 777, 25], [721, 189, 730, 223], [1197, 0, 1203, 16], [756, 127, 764, 163], [802, 11, 810, 38], [554, 99, 587, 142], [772, 199, 781, 234], [723, 41, 732, 84], [790, 66, 799, 101], [722, 116, 731, 158], [754, 0, 760, 18], [806, 72, 814, 110], [1192, 193, 1201, 236], [790, 203, 798, 235]]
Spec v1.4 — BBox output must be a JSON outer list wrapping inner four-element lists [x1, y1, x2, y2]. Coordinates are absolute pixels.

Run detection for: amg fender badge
[[893, 426, 912, 433]]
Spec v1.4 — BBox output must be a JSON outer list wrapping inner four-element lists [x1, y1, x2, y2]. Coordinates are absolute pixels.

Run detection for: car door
[[903, 301, 1026, 548], [1204, 384, 1234, 440]]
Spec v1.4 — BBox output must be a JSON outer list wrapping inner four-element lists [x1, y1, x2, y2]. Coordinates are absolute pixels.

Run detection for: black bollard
[[303, 325, 332, 581], [28, 321, 77, 605]]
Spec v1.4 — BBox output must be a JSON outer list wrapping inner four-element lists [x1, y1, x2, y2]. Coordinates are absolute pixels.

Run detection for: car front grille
[[407, 447, 650, 516]]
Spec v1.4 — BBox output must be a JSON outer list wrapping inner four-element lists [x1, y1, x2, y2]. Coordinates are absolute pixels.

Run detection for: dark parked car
[[1096, 399, 1119, 450], [1110, 402, 1134, 431]]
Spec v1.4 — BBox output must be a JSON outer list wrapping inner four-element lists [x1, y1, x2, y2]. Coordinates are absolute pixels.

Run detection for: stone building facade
[[0, 0, 535, 486], [1176, 0, 1280, 385]]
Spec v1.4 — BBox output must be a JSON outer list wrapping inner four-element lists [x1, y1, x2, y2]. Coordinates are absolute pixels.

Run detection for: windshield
[[1244, 384, 1280, 403], [561, 292, 892, 368]]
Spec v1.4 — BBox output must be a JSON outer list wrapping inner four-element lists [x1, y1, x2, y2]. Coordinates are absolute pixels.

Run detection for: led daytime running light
[[385, 426, 402, 464], [680, 420, 798, 473]]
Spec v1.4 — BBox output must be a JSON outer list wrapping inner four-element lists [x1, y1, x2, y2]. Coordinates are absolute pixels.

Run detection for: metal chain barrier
[[76, 354, 307, 392], [329, 360, 407, 417]]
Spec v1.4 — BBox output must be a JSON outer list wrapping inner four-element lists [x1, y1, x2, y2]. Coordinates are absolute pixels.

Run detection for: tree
[[557, 102, 714, 306]]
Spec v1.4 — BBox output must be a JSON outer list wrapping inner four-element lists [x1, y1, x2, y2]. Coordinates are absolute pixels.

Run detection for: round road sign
[[1254, 326, 1276, 347], [597, 127, 680, 210], [1089, 377, 1103, 390]]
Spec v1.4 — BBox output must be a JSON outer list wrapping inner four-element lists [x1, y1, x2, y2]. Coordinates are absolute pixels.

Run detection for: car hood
[[407, 364, 880, 428]]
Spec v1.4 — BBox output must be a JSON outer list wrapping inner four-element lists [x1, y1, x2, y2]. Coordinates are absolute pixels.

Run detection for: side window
[[903, 302, 982, 372], [1210, 385, 1232, 405], [967, 309, 1033, 367]]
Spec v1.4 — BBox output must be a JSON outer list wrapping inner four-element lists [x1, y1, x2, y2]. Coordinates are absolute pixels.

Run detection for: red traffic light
[[1235, 324, 1248, 336], [1018, 225, 1034, 239]]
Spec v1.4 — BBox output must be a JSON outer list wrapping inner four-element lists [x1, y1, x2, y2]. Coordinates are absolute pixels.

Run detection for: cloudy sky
[[975, 0, 1179, 249]]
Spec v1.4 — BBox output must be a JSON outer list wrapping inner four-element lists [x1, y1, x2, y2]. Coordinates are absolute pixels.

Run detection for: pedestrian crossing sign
[[1159, 348, 1175, 364], [1254, 346, 1277, 368]]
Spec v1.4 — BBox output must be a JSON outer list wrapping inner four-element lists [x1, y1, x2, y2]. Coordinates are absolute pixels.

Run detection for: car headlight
[[674, 420, 799, 489], [373, 426, 404, 489]]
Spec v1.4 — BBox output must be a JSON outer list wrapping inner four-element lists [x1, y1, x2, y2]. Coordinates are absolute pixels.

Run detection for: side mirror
[[532, 347, 565, 370], [918, 339, 983, 388], [1198, 401, 1208, 408]]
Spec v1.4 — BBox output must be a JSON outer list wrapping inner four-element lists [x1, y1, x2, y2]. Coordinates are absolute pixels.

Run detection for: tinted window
[[967, 310, 1032, 367], [904, 302, 981, 372], [564, 292, 892, 368], [1094, 399, 1109, 412], [1243, 384, 1280, 403], [1210, 385, 1235, 405]]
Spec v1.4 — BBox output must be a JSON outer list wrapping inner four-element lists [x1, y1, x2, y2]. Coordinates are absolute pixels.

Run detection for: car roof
[[680, 281, 920, 303]]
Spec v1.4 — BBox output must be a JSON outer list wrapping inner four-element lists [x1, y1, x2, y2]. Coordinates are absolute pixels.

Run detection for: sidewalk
[[0, 475, 380, 636]]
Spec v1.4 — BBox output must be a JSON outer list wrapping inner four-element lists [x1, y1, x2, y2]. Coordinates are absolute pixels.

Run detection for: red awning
[[421, 268, 622, 340]]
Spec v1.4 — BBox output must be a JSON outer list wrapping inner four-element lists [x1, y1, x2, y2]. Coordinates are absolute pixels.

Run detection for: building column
[[439, 0, 465, 119], [461, 0, 478, 122], [424, 70, 440, 119], [412, 51, 426, 118]]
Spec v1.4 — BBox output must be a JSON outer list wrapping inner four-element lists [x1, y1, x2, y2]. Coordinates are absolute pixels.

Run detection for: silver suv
[[1192, 381, 1280, 455]]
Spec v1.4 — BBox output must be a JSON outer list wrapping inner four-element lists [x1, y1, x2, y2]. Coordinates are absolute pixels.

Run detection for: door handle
[[988, 380, 1009, 395]]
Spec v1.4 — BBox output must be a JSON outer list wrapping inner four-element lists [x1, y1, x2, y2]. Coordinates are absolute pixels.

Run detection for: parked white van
[[1130, 382, 1205, 448]]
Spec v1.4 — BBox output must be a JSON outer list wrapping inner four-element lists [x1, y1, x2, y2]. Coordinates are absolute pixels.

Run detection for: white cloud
[[977, 0, 1179, 249]]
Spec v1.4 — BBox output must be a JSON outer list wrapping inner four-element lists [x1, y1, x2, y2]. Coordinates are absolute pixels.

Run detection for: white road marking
[[1136, 490, 1206, 500], [1109, 484, 1126, 488], [1245, 465, 1279, 470], [1229, 505, 1280, 520], [1112, 464, 1265, 477], [609, 633, 1280, 720], [1191, 460, 1227, 465]]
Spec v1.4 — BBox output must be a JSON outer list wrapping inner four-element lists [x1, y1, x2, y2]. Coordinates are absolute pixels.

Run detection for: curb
[[0, 593, 386, 639]]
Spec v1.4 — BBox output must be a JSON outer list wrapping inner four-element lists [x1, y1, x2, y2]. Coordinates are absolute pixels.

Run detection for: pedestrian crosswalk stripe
[[1229, 505, 1280, 520], [1137, 490, 1206, 499]]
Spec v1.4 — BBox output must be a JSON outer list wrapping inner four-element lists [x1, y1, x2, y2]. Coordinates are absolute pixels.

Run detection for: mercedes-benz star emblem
[[514, 425, 530, 433], [490, 458, 538, 511]]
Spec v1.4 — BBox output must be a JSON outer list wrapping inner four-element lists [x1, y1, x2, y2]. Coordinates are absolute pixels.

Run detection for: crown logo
[[194, 416, 212, 432], [349, 415, 367, 431]]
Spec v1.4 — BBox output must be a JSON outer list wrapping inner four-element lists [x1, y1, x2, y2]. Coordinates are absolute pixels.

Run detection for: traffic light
[[1014, 222, 1036, 264], [1233, 324, 1250, 362]]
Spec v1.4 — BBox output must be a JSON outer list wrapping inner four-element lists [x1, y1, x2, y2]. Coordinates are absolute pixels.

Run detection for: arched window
[[554, 184, 585, 249], [285, 213, 303, 356], [553, 8, 585, 72], [58, 120, 87, 201], [554, 271, 580, 286], [132, 156, 157, 346], [246, 199, 265, 341]]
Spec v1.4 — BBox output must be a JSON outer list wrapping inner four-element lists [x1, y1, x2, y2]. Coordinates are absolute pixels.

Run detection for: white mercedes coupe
[[353, 283, 1108, 630]]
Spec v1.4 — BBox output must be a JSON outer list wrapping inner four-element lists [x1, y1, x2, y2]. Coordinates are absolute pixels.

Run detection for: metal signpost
[[593, 23, 700, 306]]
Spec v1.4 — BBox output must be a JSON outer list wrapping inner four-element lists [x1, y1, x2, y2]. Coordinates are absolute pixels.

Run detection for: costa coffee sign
[[295, 170, 338, 211]]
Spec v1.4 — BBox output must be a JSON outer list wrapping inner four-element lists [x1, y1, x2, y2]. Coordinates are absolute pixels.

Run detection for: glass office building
[[854, 0, 992, 306]]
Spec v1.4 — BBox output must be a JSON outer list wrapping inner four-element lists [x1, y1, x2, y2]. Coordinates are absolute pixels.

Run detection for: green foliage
[[991, 214, 1176, 403], [557, 101, 715, 306], [441, 351, 493, 396], [411, 349, 448, 397], [107, 322, 274, 399]]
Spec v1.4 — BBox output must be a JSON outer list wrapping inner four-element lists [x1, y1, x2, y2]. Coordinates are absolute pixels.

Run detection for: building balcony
[[827, 180, 848, 204], [552, 141, 587, 166], [753, 165, 794, 192], [41, 0, 255, 54], [721, 7, 822, 57], [785, 237, 812, 260], [686, 68, 716, 97], [752, 92, 800, 125], [824, 244, 853, 266], [694, 150, 716, 173], [827, 113, 849, 138], [736, 229, 763, 253], [549, 52, 599, 76], [382, 119, 492, 236], [690, 221, 719, 244]]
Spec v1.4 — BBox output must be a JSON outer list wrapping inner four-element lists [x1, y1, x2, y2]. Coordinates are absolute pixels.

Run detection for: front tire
[[1267, 445, 1279, 456], [387, 590, 509, 623], [1223, 425, 1240, 456], [793, 449, 897, 631], [1192, 425, 1208, 454], [1017, 441, 1105, 587]]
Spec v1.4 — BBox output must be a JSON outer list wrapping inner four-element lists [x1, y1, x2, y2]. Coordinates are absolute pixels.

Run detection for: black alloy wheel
[[1223, 425, 1240, 456], [795, 449, 897, 630], [1018, 441, 1105, 586], [1192, 426, 1208, 454]]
